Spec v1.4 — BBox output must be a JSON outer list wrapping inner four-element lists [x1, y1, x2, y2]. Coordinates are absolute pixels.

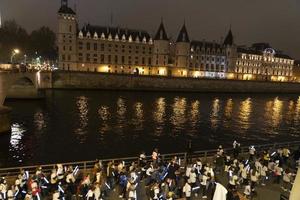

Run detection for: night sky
[[1, 0, 300, 58]]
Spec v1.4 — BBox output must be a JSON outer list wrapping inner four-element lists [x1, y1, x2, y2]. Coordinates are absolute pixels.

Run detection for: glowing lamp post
[[10, 49, 20, 64]]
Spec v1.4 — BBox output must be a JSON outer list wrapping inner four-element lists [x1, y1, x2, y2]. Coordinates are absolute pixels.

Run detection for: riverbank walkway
[[0, 141, 299, 200]]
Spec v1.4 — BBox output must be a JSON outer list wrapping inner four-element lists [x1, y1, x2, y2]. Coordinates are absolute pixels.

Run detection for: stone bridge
[[0, 71, 52, 133]]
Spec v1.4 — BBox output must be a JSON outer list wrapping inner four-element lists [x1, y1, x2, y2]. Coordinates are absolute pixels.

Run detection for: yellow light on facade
[[14, 49, 20, 54], [97, 65, 109, 73]]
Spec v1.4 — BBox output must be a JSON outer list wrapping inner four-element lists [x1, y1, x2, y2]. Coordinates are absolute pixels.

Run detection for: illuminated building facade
[[57, 1, 229, 78], [57, 0, 294, 82], [293, 60, 300, 82], [233, 43, 294, 81]]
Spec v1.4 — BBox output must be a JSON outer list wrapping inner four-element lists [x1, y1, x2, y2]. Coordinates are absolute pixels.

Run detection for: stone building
[[233, 43, 294, 81], [57, 0, 229, 78], [293, 60, 300, 82], [57, 0, 294, 82]]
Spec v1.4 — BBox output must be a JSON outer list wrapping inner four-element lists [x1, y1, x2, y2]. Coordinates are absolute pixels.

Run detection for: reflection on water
[[238, 98, 252, 133], [210, 99, 220, 130], [75, 96, 89, 143], [3, 91, 300, 167], [132, 102, 144, 131], [224, 99, 233, 128], [34, 111, 46, 131], [170, 97, 187, 133], [9, 123, 26, 162], [116, 98, 127, 134], [98, 106, 111, 134], [264, 97, 284, 134], [190, 100, 200, 126], [286, 100, 294, 125], [153, 98, 166, 135], [272, 98, 283, 128]]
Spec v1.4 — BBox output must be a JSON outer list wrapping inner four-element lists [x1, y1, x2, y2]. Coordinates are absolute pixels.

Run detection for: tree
[[0, 20, 29, 62], [29, 26, 57, 60]]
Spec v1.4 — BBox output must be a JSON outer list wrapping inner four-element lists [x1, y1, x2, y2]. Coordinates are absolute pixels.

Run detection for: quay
[[0, 141, 299, 200]]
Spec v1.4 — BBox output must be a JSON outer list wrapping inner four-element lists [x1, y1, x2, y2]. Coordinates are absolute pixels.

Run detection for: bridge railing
[[0, 141, 299, 179]]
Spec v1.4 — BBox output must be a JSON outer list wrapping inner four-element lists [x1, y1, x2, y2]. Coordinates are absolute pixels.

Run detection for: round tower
[[175, 23, 190, 70], [153, 21, 169, 69]]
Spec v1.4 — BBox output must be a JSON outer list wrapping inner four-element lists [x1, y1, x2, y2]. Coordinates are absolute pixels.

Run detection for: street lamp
[[10, 49, 20, 63]]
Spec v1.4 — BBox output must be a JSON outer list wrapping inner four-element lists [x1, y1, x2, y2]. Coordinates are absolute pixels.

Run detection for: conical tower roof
[[154, 21, 168, 40], [224, 29, 233, 46], [176, 23, 190, 43]]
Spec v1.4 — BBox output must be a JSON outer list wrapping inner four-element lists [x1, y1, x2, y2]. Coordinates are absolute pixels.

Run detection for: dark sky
[[1, 0, 300, 58]]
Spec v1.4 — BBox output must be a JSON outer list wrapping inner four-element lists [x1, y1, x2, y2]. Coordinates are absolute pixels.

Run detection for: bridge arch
[[0, 72, 39, 106]]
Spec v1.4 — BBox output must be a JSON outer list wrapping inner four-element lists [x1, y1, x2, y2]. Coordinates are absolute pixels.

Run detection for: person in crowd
[[152, 148, 160, 166], [282, 169, 293, 192], [260, 164, 268, 186], [1, 143, 298, 200], [182, 181, 192, 200], [249, 146, 256, 161]]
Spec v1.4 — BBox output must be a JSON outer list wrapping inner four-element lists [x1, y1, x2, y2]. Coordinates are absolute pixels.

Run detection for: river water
[[1, 90, 300, 167]]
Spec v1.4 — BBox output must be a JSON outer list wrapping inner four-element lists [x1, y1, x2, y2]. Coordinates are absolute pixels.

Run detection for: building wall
[[235, 52, 294, 81], [57, 12, 77, 71], [56, 8, 296, 82], [52, 71, 300, 93]]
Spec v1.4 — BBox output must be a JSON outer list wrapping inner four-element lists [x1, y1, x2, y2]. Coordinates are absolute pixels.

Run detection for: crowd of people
[[0, 142, 299, 200]]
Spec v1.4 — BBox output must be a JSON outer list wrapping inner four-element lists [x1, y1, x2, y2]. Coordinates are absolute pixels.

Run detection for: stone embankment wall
[[51, 71, 300, 93]]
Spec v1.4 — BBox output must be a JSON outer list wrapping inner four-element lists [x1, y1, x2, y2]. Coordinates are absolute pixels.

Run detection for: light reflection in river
[[170, 97, 187, 133], [189, 100, 200, 134], [75, 96, 89, 143], [153, 97, 166, 135], [34, 111, 46, 131], [264, 97, 284, 134], [295, 97, 300, 126], [132, 102, 144, 131], [224, 99, 233, 128], [272, 98, 283, 128], [210, 98, 220, 130], [3, 91, 300, 167], [238, 98, 252, 133], [98, 106, 111, 134], [286, 100, 295, 125], [9, 123, 26, 162]]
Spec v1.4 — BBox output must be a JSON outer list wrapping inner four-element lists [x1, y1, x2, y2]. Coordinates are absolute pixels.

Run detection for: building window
[[94, 43, 97, 51], [101, 44, 104, 51], [62, 54, 65, 61], [78, 42, 83, 50], [148, 58, 152, 65], [87, 42, 90, 50], [101, 54, 104, 62], [115, 55, 118, 63], [69, 25, 72, 32], [122, 56, 125, 64], [128, 56, 132, 65], [108, 55, 111, 63], [142, 57, 145, 65], [86, 54, 90, 62], [69, 46, 72, 51]]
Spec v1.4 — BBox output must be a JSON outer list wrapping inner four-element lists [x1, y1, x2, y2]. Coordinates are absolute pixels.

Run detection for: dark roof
[[275, 53, 292, 59], [294, 60, 300, 65], [251, 43, 271, 51], [238, 46, 293, 59], [176, 24, 190, 43], [80, 24, 152, 41], [154, 22, 168, 40], [58, 5, 76, 15], [223, 29, 233, 46], [237, 47, 262, 55], [191, 40, 223, 49]]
